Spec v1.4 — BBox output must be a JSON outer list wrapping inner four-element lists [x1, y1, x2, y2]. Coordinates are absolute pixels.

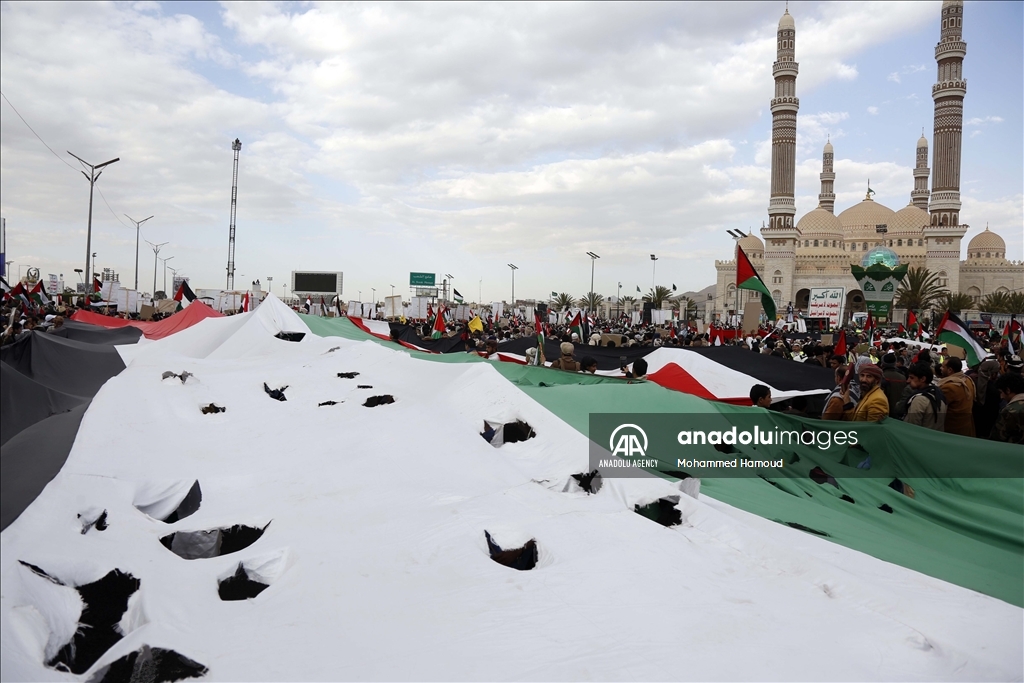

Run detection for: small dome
[[889, 204, 929, 234], [737, 231, 764, 254], [838, 196, 897, 232], [917, 135, 928, 148], [968, 227, 1006, 252], [823, 140, 833, 154], [797, 208, 843, 236], [778, 10, 795, 29], [861, 246, 900, 269]]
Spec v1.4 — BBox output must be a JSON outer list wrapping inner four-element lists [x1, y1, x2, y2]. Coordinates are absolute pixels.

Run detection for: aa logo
[[609, 424, 648, 457]]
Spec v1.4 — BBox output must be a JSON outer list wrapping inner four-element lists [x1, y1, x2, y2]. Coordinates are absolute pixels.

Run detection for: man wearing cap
[[548, 342, 581, 372], [938, 358, 976, 437], [850, 364, 889, 422]]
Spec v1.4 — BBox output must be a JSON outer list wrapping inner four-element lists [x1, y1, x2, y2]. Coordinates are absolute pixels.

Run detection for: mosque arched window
[[897, 239, 902, 246], [813, 240, 818, 247], [862, 242, 868, 250], [937, 271, 948, 288], [986, 252, 990, 258]]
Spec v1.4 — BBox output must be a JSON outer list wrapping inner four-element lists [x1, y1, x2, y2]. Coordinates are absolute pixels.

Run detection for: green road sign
[[409, 272, 436, 287]]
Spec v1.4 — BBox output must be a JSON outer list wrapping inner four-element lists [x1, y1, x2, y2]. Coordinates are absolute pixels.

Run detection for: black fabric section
[[634, 498, 683, 527], [92, 645, 208, 682], [55, 320, 144, 344], [1, 361, 86, 446], [484, 531, 538, 571], [162, 481, 202, 524], [1, 402, 89, 531], [685, 346, 835, 391], [218, 564, 270, 601], [48, 569, 140, 674], [496, 336, 650, 370], [1, 330, 127, 397], [387, 322, 468, 353]]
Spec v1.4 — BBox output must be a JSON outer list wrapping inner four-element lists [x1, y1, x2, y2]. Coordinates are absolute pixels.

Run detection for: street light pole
[[507, 264, 518, 305], [586, 252, 600, 304], [160, 256, 175, 293], [650, 254, 658, 291], [146, 240, 168, 297], [445, 273, 454, 304], [68, 152, 119, 287], [125, 214, 154, 291]]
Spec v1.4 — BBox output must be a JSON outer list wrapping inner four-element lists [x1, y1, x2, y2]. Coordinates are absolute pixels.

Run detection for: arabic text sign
[[807, 287, 845, 327]]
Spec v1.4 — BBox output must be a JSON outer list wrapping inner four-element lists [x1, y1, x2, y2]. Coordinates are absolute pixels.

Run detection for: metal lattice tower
[[226, 138, 242, 290]]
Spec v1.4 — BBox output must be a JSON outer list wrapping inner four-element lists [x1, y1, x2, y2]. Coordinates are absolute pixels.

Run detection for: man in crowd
[[903, 363, 946, 431], [850, 364, 888, 422], [880, 353, 906, 417], [990, 373, 1024, 443], [549, 342, 581, 372], [821, 366, 848, 420], [750, 384, 772, 409], [580, 356, 598, 374], [938, 358, 976, 437]]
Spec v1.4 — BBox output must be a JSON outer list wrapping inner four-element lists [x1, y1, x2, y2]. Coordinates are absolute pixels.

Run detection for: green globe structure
[[851, 247, 908, 320]]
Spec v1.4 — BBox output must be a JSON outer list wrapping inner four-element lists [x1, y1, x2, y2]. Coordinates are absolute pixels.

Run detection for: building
[[713, 1, 1022, 321]]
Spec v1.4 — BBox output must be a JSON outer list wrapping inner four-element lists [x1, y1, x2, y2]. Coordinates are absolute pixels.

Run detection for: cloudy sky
[[1, 0, 1020, 302]]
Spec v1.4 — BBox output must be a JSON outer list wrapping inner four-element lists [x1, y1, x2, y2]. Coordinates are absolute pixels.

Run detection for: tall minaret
[[768, 8, 798, 229], [928, 0, 966, 226], [818, 139, 835, 213], [911, 133, 930, 210]]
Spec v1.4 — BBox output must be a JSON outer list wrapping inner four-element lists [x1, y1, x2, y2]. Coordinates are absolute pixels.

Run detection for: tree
[[895, 267, 945, 311], [981, 291, 1024, 314], [941, 292, 974, 314], [552, 292, 575, 311], [618, 295, 636, 312], [580, 292, 604, 311], [643, 286, 673, 308], [674, 296, 697, 318]]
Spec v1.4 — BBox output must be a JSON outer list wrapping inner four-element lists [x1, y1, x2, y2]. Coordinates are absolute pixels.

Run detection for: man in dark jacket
[[881, 353, 907, 417]]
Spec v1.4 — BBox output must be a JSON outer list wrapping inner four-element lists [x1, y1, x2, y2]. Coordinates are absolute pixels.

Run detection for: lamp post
[[267, 276, 273, 295], [586, 252, 600, 304], [617, 281, 622, 319], [159, 256, 175, 295], [445, 273, 454, 304], [74, 268, 83, 284], [68, 152, 119, 286], [507, 264, 518, 305], [92, 253, 97, 281], [125, 214, 153, 291], [650, 254, 658, 290], [725, 230, 747, 325], [146, 240, 168, 297]]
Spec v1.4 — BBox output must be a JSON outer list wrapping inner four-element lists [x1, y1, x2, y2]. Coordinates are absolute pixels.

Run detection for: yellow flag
[[468, 316, 484, 333]]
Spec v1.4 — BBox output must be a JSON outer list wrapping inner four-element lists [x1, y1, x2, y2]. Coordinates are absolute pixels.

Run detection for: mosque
[[713, 0, 1022, 321]]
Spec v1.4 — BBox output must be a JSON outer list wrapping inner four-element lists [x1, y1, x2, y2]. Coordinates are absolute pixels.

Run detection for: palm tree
[[643, 286, 673, 308], [895, 267, 945, 311], [618, 295, 636, 313], [580, 292, 604, 311], [980, 291, 1024, 314], [941, 292, 975, 314], [551, 292, 575, 311], [674, 296, 697, 318]]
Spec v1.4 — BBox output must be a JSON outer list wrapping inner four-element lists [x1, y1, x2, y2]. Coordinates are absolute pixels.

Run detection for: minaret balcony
[[932, 81, 966, 98], [772, 61, 799, 76], [770, 97, 800, 112], [935, 41, 967, 59]]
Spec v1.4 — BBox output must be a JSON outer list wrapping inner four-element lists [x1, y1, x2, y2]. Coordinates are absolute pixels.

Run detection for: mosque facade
[[712, 0, 1022, 321]]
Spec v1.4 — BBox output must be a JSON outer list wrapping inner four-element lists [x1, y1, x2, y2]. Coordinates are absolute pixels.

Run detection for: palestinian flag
[[833, 329, 847, 357], [533, 311, 546, 366], [431, 305, 447, 339], [0, 276, 10, 300], [736, 245, 776, 321], [29, 281, 51, 307], [936, 310, 987, 366], [897, 323, 906, 336], [907, 309, 919, 337], [93, 277, 103, 293], [453, 289, 464, 304], [173, 280, 197, 311], [567, 310, 584, 340], [1002, 317, 1021, 354], [242, 292, 251, 313]]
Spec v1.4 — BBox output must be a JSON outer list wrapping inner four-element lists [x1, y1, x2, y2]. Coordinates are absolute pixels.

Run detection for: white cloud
[[965, 116, 1004, 126], [867, 106, 879, 115]]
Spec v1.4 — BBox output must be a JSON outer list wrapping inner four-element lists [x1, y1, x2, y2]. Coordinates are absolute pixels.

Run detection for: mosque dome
[[966, 226, 1007, 260], [838, 196, 897, 236], [737, 231, 764, 255], [861, 246, 900, 269], [797, 208, 842, 236], [889, 204, 930, 234], [778, 10, 795, 29]]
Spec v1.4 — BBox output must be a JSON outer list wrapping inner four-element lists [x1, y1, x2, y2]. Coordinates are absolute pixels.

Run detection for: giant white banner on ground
[[807, 287, 845, 328]]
